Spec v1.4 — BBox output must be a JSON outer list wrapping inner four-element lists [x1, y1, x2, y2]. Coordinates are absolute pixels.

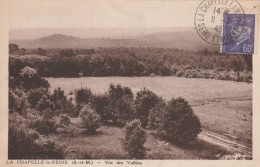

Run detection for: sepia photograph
[[4, 0, 258, 161]]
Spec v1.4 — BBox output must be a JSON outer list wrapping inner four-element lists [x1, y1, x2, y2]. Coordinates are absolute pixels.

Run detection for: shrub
[[36, 95, 55, 112], [113, 95, 135, 125], [108, 84, 133, 101], [157, 97, 201, 143], [135, 88, 162, 128], [80, 105, 101, 134], [50, 87, 67, 110], [9, 90, 30, 115], [75, 87, 93, 104], [34, 136, 68, 159], [42, 108, 55, 119], [60, 115, 71, 126], [123, 119, 146, 159], [19, 66, 50, 90], [92, 94, 111, 122], [9, 119, 67, 159], [147, 100, 166, 130], [29, 117, 56, 135], [106, 84, 134, 125], [27, 88, 48, 108], [9, 125, 40, 159], [9, 90, 17, 113]]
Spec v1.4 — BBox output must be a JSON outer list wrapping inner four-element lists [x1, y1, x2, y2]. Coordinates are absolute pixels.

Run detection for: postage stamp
[[222, 14, 255, 54]]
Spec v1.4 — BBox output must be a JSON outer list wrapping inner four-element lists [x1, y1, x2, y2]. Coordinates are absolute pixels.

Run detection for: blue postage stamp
[[222, 14, 255, 54]]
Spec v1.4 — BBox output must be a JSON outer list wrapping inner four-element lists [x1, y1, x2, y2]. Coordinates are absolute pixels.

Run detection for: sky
[[9, 0, 199, 29]]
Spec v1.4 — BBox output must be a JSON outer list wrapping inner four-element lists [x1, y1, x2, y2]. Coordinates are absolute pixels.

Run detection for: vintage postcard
[[0, 0, 259, 166]]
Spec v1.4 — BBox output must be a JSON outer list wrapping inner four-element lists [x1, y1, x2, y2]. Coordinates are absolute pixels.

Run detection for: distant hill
[[10, 30, 218, 51]]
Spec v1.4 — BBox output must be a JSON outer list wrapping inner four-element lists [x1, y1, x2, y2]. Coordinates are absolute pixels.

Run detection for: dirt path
[[199, 129, 252, 157]]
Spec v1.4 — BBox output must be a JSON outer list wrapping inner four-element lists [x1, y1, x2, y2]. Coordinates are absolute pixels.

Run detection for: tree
[[38, 48, 47, 56], [158, 97, 201, 143], [80, 105, 101, 134], [60, 49, 77, 57], [50, 87, 67, 110], [36, 95, 55, 112], [9, 43, 19, 54], [28, 88, 48, 108], [147, 100, 166, 130], [75, 87, 93, 104], [123, 119, 146, 159], [92, 94, 112, 122], [108, 84, 133, 101], [134, 88, 162, 128], [107, 84, 134, 124], [19, 66, 50, 90], [29, 116, 56, 135], [113, 95, 135, 125]]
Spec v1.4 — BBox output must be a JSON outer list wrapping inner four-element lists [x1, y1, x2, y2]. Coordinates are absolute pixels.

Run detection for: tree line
[[9, 44, 252, 82]]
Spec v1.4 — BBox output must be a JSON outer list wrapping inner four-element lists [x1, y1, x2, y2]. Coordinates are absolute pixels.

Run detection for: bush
[[80, 105, 101, 134], [9, 125, 40, 159], [29, 117, 56, 135], [27, 88, 48, 108], [43, 108, 55, 119], [106, 84, 134, 125], [113, 95, 135, 125], [36, 95, 55, 112], [92, 94, 111, 122], [147, 100, 166, 130], [19, 66, 50, 90], [50, 87, 67, 110], [135, 88, 162, 128], [9, 90, 30, 115], [34, 136, 68, 159], [108, 84, 133, 100], [60, 115, 71, 126], [9, 118, 67, 159], [75, 87, 93, 104], [123, 119, 146, 159], [9, 90, 18, 113], [157, 97, 201, 143]]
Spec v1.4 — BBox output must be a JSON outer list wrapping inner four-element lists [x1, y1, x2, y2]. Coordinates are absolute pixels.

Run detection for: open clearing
[[57, 125, 228, 159], [47, 76, 252, 156]]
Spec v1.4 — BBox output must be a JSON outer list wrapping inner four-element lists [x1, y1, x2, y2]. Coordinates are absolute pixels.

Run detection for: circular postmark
[[194, 0, 245, 45]]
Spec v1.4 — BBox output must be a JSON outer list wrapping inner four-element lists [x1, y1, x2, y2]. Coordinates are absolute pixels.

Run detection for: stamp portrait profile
[[222, 14, 255, 54]]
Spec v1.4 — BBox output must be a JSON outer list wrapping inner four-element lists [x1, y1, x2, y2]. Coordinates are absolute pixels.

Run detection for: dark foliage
[[92, 94, 111, 122], [60, 115, 71, 126], [9, 47, 252, 82], [75, 87, 93, 104], [157, 97, 202, 143], [107, 84, 134, 125], [27, 88, 48, 108], [135, 88, 162, 128], [9, 113, 67, 159], [36, 95, 55, 112], [29, 117, 56, 135], [147, 100, 166, 130]]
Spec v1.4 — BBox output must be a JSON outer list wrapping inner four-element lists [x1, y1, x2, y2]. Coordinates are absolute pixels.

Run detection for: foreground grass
[[193, 97, 252, 145], [57, 125, 227, 159]]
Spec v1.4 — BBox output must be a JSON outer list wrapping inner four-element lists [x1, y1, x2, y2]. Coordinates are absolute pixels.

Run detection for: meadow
[[47, 76, 252, 144]]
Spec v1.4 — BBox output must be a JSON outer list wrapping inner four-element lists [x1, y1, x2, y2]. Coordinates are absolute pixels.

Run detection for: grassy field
[[47, 77, 252, 145]]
